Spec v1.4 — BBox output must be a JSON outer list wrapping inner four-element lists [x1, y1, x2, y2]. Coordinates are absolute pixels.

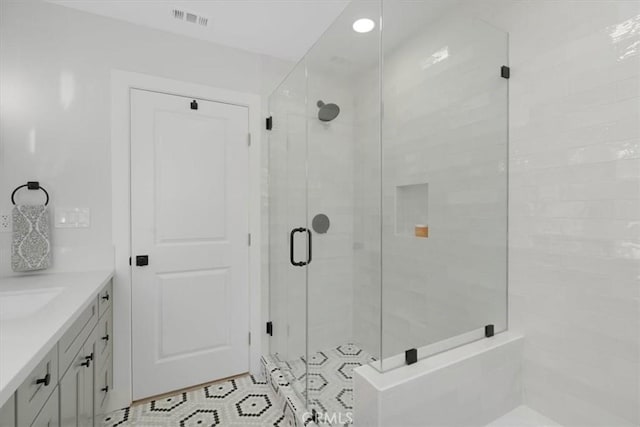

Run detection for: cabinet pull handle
[[35, 373, 50, 387], [81, 353, 93, 368], [101, 386, 109, 393], [102, 293, 110, 301], [102, 334, 110, 341]]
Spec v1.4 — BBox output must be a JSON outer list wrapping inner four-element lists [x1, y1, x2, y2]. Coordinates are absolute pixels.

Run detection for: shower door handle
[[290, 227, 312, 267]]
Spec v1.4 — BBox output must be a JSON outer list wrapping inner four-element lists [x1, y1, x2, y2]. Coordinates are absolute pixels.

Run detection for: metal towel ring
[[11, 181, 49, 206]]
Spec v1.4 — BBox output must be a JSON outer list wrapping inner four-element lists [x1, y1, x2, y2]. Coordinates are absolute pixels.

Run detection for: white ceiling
[[302, 0, 458, 78], [47, 0, 350, 61]]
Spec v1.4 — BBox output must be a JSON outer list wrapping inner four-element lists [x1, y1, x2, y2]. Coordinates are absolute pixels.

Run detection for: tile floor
[[102, 352, 551, 427], [102, 344, 375, 427], [102, 374, 286, 427], [271, 343, 376, 426]]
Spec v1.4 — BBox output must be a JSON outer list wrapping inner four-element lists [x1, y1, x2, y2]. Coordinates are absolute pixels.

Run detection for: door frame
[[110, 70, 263, 411]]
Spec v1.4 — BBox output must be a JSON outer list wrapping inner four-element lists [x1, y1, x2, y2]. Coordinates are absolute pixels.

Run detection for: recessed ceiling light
[[353, 18, 375, 33]]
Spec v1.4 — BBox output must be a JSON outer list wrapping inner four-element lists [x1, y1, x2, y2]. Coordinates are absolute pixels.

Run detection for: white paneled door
[[130, 89, 249, 400]]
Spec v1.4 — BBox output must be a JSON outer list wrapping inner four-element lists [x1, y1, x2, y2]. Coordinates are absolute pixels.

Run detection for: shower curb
[[261, 355, 318, 427]]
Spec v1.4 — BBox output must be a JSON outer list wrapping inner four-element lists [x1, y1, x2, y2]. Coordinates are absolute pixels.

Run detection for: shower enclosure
[[267, 0, 508, 422]]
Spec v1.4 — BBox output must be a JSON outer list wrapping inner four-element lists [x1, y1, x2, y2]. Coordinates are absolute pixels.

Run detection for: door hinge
[[501, 65, 510, 79], [248, 233, 252, 246], [247, 133, 252, 146], [266, 321, 273, 336], [248, 332, 251, 345], [266, 116, 273, 130]]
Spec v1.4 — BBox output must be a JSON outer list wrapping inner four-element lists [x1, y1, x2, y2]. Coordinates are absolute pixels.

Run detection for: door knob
[[136, 255, 149, 266]]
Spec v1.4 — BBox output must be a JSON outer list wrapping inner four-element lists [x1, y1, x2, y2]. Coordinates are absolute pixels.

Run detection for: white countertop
[[0, 270, 114, 408]]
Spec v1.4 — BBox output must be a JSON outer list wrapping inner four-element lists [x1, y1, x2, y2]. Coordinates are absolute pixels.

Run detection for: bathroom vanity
[[0, 271, 114, 427]]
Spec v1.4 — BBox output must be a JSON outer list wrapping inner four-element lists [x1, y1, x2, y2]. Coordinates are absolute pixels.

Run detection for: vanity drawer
[[58, 299, 98, 376], [98, 280, 113, 318], [95, 307, 113, 371], [15, 346, 58, 427]]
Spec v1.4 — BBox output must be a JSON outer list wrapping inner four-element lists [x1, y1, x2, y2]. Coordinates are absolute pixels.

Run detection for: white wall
[[473, 1, 640, 426], [0, 0, 291, 409], [0, 0, 290, 275]]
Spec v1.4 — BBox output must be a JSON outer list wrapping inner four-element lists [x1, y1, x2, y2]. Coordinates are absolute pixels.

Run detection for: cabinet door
[[94, 309, 113, 425], [0, 394, 15, 427], [94, 357, 112, 425], [60, 349, 93, 427], [82, 334, 96, 426], [15, 346, 58, 427], [95, 308, 113, 371], [30, 387, 58, 427]]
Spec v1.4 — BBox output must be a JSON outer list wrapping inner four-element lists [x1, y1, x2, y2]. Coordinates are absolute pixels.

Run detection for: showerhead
[[317, 100, 340, 122]]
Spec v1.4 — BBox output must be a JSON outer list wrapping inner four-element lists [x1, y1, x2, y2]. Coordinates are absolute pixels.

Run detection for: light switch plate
[[55, 208, 90, 228]]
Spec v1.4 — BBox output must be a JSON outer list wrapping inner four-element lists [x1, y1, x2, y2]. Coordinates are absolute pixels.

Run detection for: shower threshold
[[262, 343, 376, 426]]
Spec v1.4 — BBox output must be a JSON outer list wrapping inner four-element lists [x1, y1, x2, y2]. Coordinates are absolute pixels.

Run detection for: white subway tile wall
[[476, 1, 640, 426]]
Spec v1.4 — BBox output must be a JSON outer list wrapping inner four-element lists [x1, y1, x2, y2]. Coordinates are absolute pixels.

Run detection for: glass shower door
[[304, 1, 382, 422], [268, 60, 309, 403]]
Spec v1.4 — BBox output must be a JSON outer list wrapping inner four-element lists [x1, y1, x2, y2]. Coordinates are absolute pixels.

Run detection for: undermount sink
[[0, 287, 64, 321]]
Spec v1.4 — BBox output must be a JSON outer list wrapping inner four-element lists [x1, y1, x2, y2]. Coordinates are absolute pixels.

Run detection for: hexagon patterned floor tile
[[101, 374, 283, 427], [270, 343, 376, 426]]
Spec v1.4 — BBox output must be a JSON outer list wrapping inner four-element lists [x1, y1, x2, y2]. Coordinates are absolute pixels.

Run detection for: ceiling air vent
[[172, 9, 209, 27], [172, 9, 184, 20]]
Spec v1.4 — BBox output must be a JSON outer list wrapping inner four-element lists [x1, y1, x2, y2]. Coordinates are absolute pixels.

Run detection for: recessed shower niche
[[395, 183, 429, 238]]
